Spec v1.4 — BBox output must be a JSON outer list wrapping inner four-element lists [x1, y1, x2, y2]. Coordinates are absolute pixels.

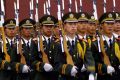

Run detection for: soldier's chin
[[46, 33, 52, 37], [25, 34, 31, 37]]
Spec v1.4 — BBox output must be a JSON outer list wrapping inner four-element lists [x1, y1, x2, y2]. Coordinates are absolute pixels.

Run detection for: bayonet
[[75, 0, 78, 13], [93, 0, 98, 20], [69, 0, 72, 12], [79, 0, 82, 12]]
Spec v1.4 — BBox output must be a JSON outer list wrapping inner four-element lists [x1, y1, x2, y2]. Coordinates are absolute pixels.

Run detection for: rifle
[[62, 0, 64, 17], [44, 2, 47, 15], [79, 0, 82, 12], [57, 0, 74, 66], [46, 1, 50, 15], [0, 0, 10, 63], [113, 0, 116, 12], [97, 28, 111, 67], [75, 0, 78, 13], [93, 0, 98, 20], [103, 0, 106, 13], [14, 0, 26, 72], [35, 0, 49, 64], [30, 0, 34, 19], [69, 0, 72, 12]]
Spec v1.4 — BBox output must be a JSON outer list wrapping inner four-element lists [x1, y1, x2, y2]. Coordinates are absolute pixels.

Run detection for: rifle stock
[[0, 27, 10, 62], [97, 28, 111, 66], [37, 23, 49, 63], [58, 20, 74, 66], [99, 35, 111, 66], [18, 34, 26, 64]]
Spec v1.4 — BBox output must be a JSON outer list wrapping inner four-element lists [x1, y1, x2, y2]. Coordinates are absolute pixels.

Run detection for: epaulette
[[55, 38, 60, 43], [32, 37, 37, 41], [92, 38, 97, 41], [82, 39, 87, 42], [32, 37, 38, 44]]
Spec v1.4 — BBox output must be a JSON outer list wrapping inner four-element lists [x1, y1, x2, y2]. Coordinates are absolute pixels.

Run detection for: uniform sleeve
[[91, 41, 107, 74], [31, 41, 45, 72], [54, 42, 73, 76], [0, 42, 11, 70], [84, 43, 95, 73]]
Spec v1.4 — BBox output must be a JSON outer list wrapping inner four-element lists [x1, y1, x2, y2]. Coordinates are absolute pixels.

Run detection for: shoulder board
[[32, 37, 38, 41], [55, 38, 60, 43], [92, 38, 97, 41]]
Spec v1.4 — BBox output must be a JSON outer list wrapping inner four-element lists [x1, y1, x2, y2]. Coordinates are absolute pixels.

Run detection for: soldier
[[77, 12, 96, 80], [33, 15, 59, 80], [87, 15, 98, 48], [18, 18, 42, 80], [0, 19, 18, 80], [54, 12, 95, 80], [91, 12, 120, 80], [113, 12, 120, 38], [53, 21, 61, 40], [0, 19, 31, 80], [77, 12, 89, 40], [87, 15, 97, 38]]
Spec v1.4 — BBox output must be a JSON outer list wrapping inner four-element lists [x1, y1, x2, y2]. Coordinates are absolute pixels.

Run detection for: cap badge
[[81, 13, 85, 18], [91, 16, 95, 19], [47, 17, 51, 21], [10, 20, 13, 24], [69, 14, 74, 18], [116, 13, 119, 17], [26, 20, 30, 24], [108, 13, 112, 18]]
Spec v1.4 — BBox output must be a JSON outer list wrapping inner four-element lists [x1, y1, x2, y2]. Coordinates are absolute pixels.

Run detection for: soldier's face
[[77, 22, 88, 33], [64, 22, 77, 34], [21, 27, 33, 37], [5, 27, 17, 38], [114, 22, 120, 32], [102, 22, 114, 34], [87, 24, 97, 34], [42, 25, 53, 37]]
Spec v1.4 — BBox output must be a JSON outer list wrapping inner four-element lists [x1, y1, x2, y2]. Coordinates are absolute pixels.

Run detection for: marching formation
[[0, 11, 120, 80], [0, 0, 120, 80]]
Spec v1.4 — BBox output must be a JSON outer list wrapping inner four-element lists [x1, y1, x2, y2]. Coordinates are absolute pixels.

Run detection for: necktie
[[72, 40, 75, 49], [27, 41, 30, 49], [10, 40, 13, 47], [48, 38, 51, 48], [109, 39, 112, 49]]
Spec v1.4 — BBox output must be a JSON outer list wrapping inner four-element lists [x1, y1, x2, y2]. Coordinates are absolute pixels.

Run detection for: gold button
[[111, 54, 113, 57], [73, 55, 76, 57], [49, 51, 51, 53]]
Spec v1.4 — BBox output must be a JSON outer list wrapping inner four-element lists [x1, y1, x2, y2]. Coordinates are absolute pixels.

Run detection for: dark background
[[2, 0, 120, 21]]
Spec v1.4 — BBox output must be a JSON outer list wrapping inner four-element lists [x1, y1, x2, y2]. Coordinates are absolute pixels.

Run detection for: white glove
[[88, 73, 95, 80], [81, 64, 86, 72], [118, 65, 120, 69], [71, 66, 78, 77], [22, 65, 29, 73], [107, 65, 115, 75], [7, 66, 11, 70], [44, 63, 53, 72]]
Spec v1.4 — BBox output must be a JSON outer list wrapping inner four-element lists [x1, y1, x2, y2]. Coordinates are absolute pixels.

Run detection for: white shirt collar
[[65, 35, 76, 44], [78, 34, 86, 39], [22, 38, 32, 46], [113, 32, 118, 38], [42, 35, 52, 43], [6, 37, 15, 44], [102, 35, 114, 46]]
